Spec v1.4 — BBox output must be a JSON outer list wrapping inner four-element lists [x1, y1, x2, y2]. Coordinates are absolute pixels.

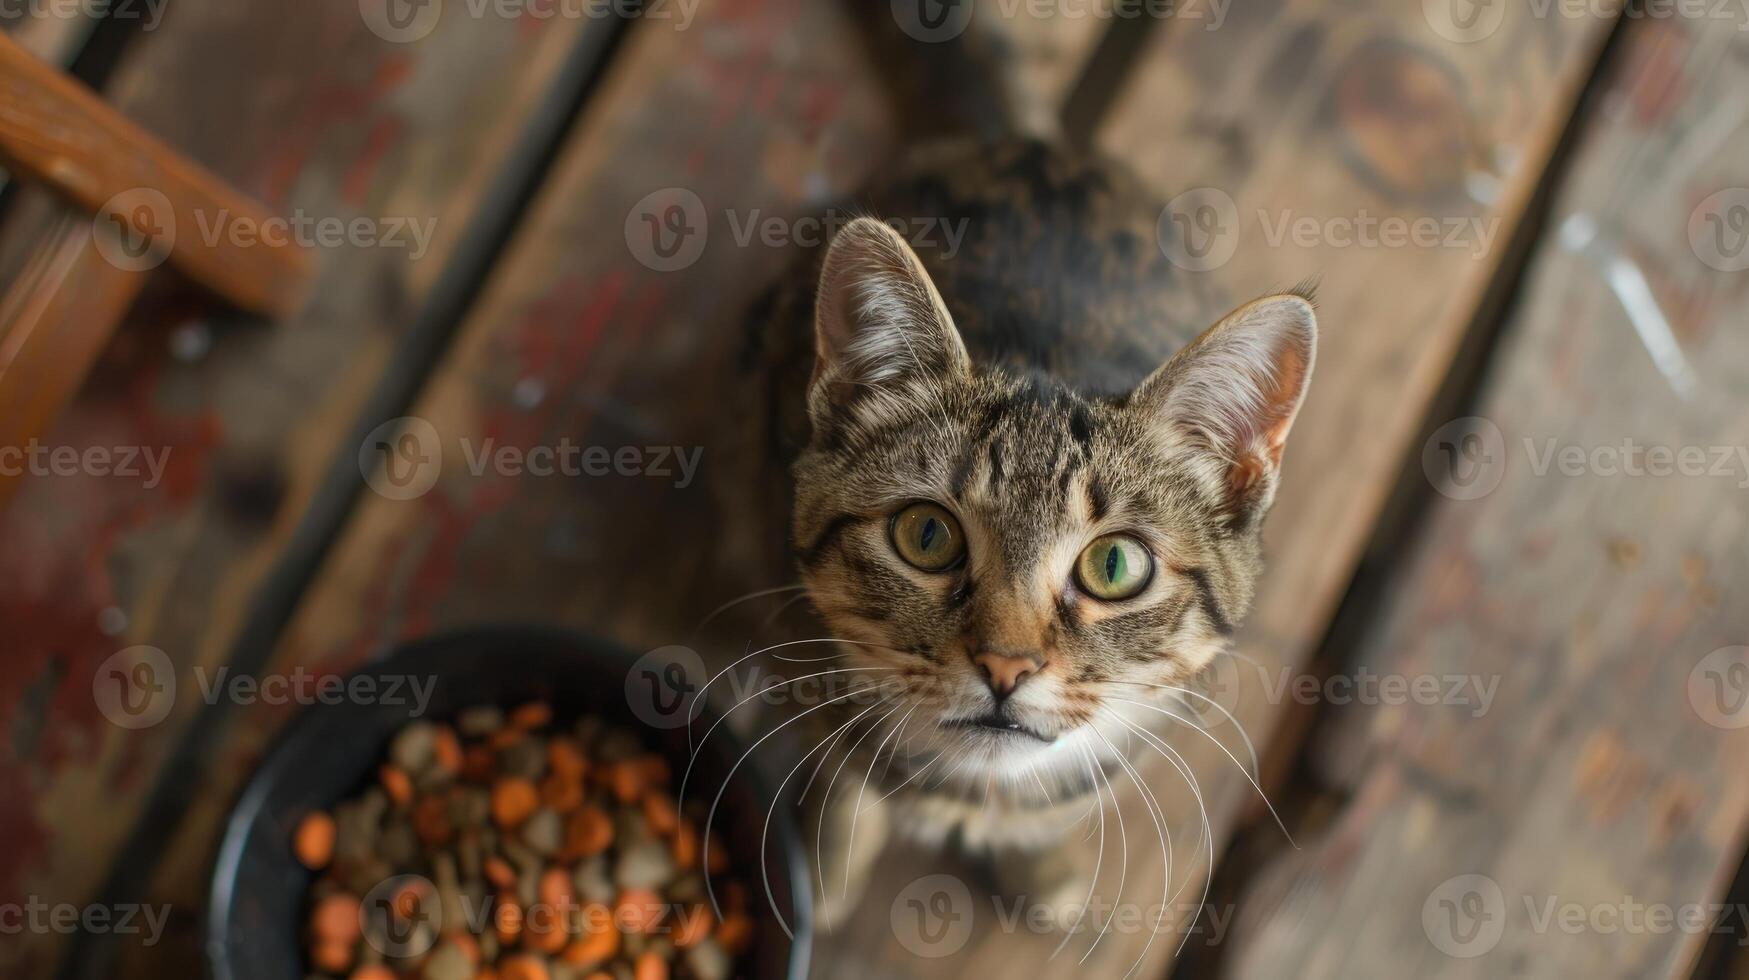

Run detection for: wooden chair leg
[[0, 216, 150, 510], [0, 30, 311, 317]]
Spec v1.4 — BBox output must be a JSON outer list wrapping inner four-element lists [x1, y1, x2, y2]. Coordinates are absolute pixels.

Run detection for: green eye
[[1076, 534, 1153, 600], [889, 503, 965, 571]]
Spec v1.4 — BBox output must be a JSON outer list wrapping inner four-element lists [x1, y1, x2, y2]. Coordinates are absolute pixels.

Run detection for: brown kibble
[[615, 888, 664, 934], [450, 930, 481, 965], [497, 954, 550, 980], [311, 938, 354, 973], [641, 794, 678, 836], [294, 812, 336, 870], [492, 777, 541, 829], [380, 765, 413, 807], [462, 744, 498, 782], [547, 737, 588, 780], [510, 701, 553, 731], [566, 805, 614, 858], [715, 912, 753, 955], [705, 831, 728, 875], [637, 754, 671, 787], [540, 772, 583, 813], [310, 893, 362, 945], [723, 881, 747, 915], [414, 794, 455, 846], [634, 951, 668, 980], [348, 967, 396, 980]]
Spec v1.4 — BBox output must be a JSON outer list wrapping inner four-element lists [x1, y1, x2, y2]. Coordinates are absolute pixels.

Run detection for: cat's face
[[791, 218, 1314, 788]]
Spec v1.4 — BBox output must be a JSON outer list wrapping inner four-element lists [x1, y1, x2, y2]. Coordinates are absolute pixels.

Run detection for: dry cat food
[[294, 702, 752, 980]]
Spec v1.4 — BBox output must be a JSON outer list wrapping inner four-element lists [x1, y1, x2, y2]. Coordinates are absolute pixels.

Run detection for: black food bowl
[[206, 624, 810, 980]]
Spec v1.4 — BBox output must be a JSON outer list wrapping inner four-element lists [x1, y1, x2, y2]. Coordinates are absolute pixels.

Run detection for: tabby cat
[[759, 139, 1315, 925]]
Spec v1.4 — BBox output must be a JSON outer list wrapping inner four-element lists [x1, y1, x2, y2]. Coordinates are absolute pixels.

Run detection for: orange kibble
[[614, 888, 664, 934], [489, 727, 524, 750], [670, 821, 698, 869], [538, 868, 574, 910], [566, 805, 614, 857], [310, 893, 363, 945], [633, 951, 668, 980], [560, 916, 619, 966], [294, 811, 336, 870], [392, 880, 430, 921], [491, 777, 540, 829], [540, 772, 583, 813], [605, 762, 644, 804], [498, 954, 550, 980], [433, 726, 463, 774], [495, 901, 523, 946], [715, 912, 754, 955], [526, 915, 569, 954], [484, 856, 517, 890], [311, 938, 353, 973], [449, 930, 481, 965], [672, 903, 712, 948], [705, 831, 729, 875], [641, 794, 678, 836], [379, 765, 413, 806], [582, 974, 613, 980], [723, 881, 748, 915], [547, 737, 588, 780], [348, 967, 395, 980], [509, 701, 553, 731]]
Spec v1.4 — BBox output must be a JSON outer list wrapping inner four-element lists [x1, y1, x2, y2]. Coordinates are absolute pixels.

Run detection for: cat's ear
[[810, 216, 970, 417], [1132, 293, 1316, 526]]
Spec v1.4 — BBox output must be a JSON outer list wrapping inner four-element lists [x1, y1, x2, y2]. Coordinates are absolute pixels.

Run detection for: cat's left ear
[[809, 217, 971, 420], [1131, 293, 1316, 526]]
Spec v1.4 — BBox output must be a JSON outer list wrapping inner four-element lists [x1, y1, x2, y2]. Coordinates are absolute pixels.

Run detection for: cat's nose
[[971, 650, 1044, 698]]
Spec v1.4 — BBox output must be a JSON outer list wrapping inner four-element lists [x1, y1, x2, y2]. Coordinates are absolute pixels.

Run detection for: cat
[[746, 138, 1317, 928]]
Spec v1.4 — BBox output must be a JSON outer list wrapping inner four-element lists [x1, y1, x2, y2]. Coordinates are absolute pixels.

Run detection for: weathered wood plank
[[0, 29, 313, 316], [1216, 15, 1749, 979], [0, 1, 604, 974]]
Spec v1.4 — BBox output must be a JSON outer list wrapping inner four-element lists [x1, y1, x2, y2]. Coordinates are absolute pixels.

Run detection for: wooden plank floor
[[5, 1, 1748, 978], [1214, 15, 1749, 979], [0, 3, 610, 975]]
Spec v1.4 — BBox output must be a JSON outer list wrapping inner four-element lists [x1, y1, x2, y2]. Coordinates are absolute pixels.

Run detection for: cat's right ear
[[810, 216, 970, 420]]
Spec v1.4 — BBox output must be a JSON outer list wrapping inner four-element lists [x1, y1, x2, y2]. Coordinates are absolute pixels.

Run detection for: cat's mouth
[[943, 713, 1055, 744]]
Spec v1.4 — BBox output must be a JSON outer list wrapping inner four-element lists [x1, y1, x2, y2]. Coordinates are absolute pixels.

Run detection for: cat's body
[[735, 138, 1315, 924]]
